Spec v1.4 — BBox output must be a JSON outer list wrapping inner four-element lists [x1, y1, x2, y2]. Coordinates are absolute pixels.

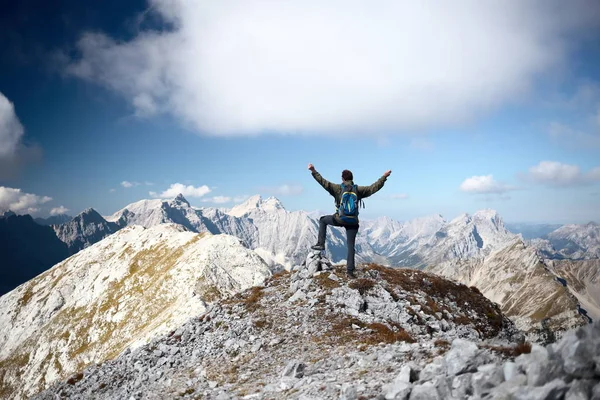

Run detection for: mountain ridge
[[0, 224, 271, 399]]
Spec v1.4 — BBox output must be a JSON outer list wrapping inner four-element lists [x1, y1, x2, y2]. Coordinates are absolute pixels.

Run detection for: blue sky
[[1, 1, 600, 224]]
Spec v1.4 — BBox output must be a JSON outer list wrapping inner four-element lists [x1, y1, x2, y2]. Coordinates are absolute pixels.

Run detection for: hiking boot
[[311, 244, 325, 251], [346, 270, 357, 279]]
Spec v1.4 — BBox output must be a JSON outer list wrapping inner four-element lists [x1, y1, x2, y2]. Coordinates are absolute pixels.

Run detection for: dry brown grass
[[364, 322, 415, 344], [253, 319, 271, 329], [269, 270, 290, 285], [434, 339, 451, 349], [321, 313, 414, 347], [66, 372, 84, 385], [423, 295, 443, 315], [483, 342, 532, 358], [17, 286, 35, 309], [197, 285, 222, 303], [453, 315, 472, 325], [314, 273, 342, 290], [348, 278, 376, 295], [244, 286, 264, 312], [365, 264, 506, 338]]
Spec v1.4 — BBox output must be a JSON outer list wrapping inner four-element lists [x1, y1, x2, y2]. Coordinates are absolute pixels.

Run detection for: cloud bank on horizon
[[0, 186, 52, 215], [64, 0, 600, 136]]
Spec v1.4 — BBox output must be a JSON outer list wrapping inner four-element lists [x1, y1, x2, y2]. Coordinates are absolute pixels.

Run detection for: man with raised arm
[[308, 163, 391, 278]]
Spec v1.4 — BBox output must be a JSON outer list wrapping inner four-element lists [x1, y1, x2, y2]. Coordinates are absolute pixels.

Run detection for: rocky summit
[[30, 256, 600, 400]]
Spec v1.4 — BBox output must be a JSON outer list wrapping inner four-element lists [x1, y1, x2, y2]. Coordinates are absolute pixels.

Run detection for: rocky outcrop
[[428, 239, 589, 339], [53, 208, 119, 254], [31, 262, 535, 399]]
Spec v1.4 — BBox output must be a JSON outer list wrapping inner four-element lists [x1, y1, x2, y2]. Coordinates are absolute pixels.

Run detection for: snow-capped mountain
[[361, 214, 446, 265], [104, 196, 591, 333], [53, 208, 119, 255], [543, 222, 600, 259], [5, 193, 595, 336], [0, 213, 69, 296], [34, 214, 73, 226], [0, 224, 271, 399], [107, 194, 379, 269], [429, 239, 585, 335], [2, 193, 598, 398], [421, 213, 592, 336], [365, 209, 516, 269], [421, 210, 516, 264], [224, 195, 381, 268], [37, 196, 523, 273], [227, 194, 285, 217], [107, 194, 208, 232]]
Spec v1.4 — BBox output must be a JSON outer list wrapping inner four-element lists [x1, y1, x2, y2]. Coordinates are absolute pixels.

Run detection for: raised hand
[[383, 170, 392, 177], [308, 163, 316, 172]]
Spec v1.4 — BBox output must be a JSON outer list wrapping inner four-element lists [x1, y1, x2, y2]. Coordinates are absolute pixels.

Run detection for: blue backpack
[[338, 184, 360, 224]]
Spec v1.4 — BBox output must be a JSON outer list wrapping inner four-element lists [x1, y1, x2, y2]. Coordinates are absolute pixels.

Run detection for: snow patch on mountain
[[227, 195, 285, 217]]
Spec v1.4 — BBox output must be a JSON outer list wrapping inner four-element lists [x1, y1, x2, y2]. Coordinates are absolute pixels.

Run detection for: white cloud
[[0, 92, 41, 178], [64, 1, 599, 136], [121, 181, 142, 188], [109, 188, 116, 193], [389, 193, 409, 200], [50, 206, 70, 216], [527, 161, 582, 186], [145, 181, 154, 186], [0, 186, 52, 215], [0, 92, 24, 158], [460, 175, 515, 194], [525, 161, 600, 186], [201, 196, 232, 204], [150, 183, 211, 198], [260, 184, 303, 196]]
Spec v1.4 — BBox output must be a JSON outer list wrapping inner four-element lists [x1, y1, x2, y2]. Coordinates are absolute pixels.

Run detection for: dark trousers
[[317, 215, 359, 273]]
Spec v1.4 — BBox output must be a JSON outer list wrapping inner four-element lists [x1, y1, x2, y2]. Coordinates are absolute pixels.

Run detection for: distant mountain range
[[529, 222, 600, 260], [1, 194, 598, 397], [1, 195, 598, 325]]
